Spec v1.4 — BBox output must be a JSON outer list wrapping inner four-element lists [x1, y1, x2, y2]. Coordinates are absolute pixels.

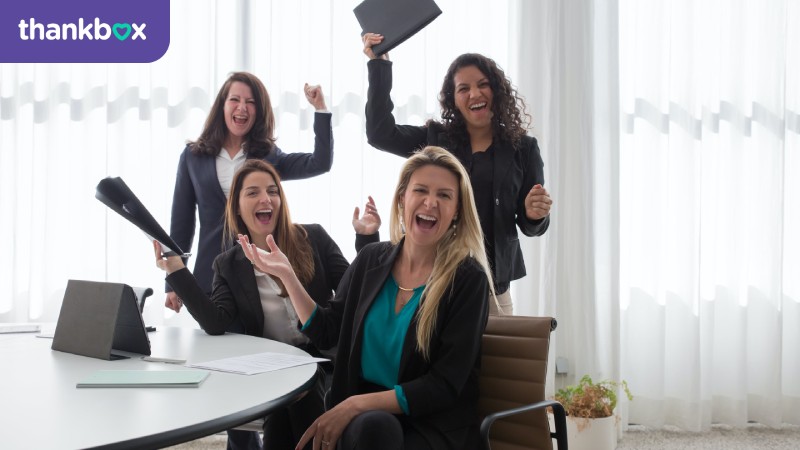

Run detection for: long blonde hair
[[389, 146, 495, 360]]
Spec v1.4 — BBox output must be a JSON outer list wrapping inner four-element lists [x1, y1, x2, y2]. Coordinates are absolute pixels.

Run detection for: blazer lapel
[[233, 246, 264, 334], [351, 242, 403, 347], [198, 152, 227, 204], [492, 143, 514, 202]]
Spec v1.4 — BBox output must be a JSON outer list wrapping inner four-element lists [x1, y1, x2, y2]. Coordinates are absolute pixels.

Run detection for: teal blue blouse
[[361, 275, 422, 415], [301, 275, 423, 415]]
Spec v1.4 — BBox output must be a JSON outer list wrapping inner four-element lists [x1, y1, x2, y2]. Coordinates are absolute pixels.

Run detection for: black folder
[[95, 177, 187, 256], [353, 0, 442, 56]]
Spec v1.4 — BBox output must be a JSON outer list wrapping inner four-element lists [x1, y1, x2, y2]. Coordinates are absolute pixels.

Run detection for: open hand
[[238, 234, 294, 281], [296, 398, 361, 450], [352, 196, 381, 235]]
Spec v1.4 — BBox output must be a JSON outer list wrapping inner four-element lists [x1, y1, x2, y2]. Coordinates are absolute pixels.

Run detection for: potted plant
[[552, 375, 633, 450]]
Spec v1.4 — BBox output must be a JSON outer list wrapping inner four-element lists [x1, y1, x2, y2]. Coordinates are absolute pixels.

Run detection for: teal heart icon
[[112, 23, 132, 41]]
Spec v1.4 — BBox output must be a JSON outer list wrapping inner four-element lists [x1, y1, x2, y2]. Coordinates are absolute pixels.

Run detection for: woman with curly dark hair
[[362, 34, 552, 315]]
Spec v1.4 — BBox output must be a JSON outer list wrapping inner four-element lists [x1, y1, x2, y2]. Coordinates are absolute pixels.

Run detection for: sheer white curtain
[[0, 0, 520, 328], [619, 0, 800, 429], [512, 0, 622, 407]]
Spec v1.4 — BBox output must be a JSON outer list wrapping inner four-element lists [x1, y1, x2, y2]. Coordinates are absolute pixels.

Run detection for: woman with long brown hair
[[155, 160, 379, 450]]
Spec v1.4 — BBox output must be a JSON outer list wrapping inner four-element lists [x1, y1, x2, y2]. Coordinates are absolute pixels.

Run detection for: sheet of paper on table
[[187, 352, 328, 376]]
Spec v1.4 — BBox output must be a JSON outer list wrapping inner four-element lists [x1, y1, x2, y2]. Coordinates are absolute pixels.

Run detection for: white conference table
[[0, 327, 318, 449]]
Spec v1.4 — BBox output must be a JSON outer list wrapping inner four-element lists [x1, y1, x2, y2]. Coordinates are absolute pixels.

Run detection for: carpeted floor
[[167, 423, 800, 449]]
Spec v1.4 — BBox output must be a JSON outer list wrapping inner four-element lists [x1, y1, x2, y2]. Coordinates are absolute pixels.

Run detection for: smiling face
[[223, 81, 257, 142], [238, 171, 281, 244], [453, 65, 494, 133], [400, 164, 460, 250]]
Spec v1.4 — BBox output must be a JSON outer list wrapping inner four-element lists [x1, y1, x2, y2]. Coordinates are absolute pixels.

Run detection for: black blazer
[[168, 112, 334, 294], [302, 241, 490, 449], [165, 224, 349, 351], [365, 59, 549, 284]]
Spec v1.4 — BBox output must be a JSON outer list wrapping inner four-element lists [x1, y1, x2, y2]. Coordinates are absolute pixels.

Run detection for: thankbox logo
[[18, 18, 147, 41], [1, 0, 169, 62]]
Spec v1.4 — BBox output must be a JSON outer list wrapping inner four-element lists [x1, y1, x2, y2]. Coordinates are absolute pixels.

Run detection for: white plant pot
[[549, 413, 618, 450]]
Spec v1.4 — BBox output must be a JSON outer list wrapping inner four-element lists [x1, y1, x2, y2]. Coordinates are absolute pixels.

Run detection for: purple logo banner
[[0, 0, 170, 63]]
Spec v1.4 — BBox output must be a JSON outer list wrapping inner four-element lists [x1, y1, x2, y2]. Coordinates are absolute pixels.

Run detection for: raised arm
[[268, 85, 333, 180], [363, 34, 428, 157]]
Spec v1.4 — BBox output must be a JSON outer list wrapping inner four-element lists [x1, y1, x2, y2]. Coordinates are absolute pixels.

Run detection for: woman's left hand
[[296, 398, 362, 450], [304, 83, 327, 111], [352, 195, 381, 235], [238, 234, 294, 281], [525, 184, 552, 220]]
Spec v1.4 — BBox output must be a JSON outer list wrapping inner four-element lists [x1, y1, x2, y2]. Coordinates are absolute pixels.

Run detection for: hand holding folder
[[95, 177, 188, 257], [354, 0, 442, 56]]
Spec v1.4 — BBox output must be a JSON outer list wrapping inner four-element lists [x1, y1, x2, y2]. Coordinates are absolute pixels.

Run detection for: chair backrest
[[479, 315, 556, 450]]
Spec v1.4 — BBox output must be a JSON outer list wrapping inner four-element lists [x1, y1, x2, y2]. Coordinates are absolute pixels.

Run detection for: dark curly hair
[[436, 54, 531, 150], [190, 72, 276, 158]]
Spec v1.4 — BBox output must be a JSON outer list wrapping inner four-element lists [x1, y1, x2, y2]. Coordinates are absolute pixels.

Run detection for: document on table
[[187, 352, 328, 376]]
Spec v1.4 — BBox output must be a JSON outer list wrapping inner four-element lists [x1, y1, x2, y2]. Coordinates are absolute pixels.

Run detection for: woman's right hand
[[362, 33, 389, 60], [164, 292, 182, 313]]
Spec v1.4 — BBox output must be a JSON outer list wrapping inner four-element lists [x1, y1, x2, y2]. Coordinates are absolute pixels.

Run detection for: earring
[[400, 216, 406, 234]]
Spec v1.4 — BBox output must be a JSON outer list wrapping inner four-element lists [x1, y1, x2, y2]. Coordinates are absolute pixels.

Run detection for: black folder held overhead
[[95, 177, 187, 256], [354, 0, 442, 56]]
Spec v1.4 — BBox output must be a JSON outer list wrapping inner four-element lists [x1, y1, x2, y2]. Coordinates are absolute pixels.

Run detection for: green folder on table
[[77, 370, 209, 388]]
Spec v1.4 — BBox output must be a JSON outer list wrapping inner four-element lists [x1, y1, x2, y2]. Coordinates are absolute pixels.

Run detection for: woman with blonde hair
[[240, 146, 494, 449]]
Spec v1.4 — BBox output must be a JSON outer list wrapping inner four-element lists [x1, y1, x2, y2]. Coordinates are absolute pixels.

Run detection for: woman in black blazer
[[154, 160, 379, 450], [167, 72, 334, 312], [362, 35, 553, 315], [241, 147, 495, 450]]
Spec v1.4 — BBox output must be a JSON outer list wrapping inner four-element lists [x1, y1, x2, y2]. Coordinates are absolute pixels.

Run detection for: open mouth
[[415, 214, 438, 230], [469, 102, 487, 111], [233, 114, 249, 125], [255, 209, 273, 224]]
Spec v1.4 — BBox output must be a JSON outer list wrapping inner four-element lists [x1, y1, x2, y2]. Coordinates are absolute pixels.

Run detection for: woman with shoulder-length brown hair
[[166, 71, 334, 312], [154, 160, 380, 450], [240, 146, 495, 450]]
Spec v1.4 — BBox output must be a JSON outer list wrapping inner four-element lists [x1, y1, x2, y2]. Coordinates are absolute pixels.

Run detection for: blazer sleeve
[[301, 243, 388, 350], [309, 224, 351, 293], [399, 260, 490, 417], [269, 112, 333, 180], [516, 137, 551, 237], [355, 232, 380, 253], [365, 59, 428, 157], [167, 146, 198, 292], [165, 257, 239, 336]]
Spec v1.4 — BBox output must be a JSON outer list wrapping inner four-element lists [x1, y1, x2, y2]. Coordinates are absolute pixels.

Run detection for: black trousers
[[337, 411, 436, 450]]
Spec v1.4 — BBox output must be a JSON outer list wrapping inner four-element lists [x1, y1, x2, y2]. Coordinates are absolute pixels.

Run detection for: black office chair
[[130, 286, 153, 313]]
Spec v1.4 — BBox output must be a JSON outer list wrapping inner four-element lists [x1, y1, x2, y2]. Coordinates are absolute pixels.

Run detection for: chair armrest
[[480, 400, 568, 450]]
